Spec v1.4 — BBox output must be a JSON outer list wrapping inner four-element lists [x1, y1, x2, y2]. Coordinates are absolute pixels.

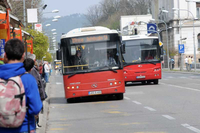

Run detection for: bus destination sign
[[71, 35, 109, 44]]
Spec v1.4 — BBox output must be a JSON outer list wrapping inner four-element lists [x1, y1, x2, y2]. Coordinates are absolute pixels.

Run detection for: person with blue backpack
[[0, 38, 42, 133]]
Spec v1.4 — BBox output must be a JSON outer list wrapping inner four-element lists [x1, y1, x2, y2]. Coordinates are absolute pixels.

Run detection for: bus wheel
[[154, 79, 159, 84], [116, 93, 123, 100], [67, 98, 75, 103]]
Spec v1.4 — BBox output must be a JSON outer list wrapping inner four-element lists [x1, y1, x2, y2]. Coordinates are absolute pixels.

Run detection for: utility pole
[[23, 0, 26, 27]]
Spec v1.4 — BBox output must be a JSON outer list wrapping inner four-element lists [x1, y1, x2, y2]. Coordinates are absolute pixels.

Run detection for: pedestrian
[[185, 56, 188, 70], [49, 63, 52, 76], [39, 62, 43, 77], [188, 55, 192, 71], [191, 56, 194, 63], [24, 57, 47, 129], [44, 61, 50, 83], [0, 38, 42, 133]]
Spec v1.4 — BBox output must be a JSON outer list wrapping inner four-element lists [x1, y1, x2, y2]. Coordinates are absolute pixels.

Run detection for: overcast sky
[[43, 0, 102, 18]]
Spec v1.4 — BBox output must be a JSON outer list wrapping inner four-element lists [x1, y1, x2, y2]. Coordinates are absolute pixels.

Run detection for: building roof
[[61, 26, 118, 39]]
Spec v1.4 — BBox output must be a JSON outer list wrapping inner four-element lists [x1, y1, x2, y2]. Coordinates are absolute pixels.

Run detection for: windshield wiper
[[68, 71, 86, 78], [123, 61, 140, 66], [141, 60, 156, 65], [97, 66, 118, 73]]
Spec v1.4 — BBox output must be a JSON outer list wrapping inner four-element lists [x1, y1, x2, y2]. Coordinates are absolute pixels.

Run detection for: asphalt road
[[41, 71, 200, 133]]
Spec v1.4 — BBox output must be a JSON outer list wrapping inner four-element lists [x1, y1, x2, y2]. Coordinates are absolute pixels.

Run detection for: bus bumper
[[64, 86, 125, 99]]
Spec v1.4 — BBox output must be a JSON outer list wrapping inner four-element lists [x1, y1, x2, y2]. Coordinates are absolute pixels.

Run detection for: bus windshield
[[61, 38, 121, 74], [122, 39, 161, 65]]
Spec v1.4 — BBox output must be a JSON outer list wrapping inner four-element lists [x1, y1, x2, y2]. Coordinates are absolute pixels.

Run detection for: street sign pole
[[179, 44, 184, 71]]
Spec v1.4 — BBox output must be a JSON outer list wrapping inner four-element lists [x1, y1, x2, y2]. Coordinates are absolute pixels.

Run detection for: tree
[[43, 52, 52, 63], [25, 27, 49, 60], [85, 0, 151, 30]]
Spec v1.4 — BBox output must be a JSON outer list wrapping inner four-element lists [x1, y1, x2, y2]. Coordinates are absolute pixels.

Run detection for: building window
[[198, 33, 200, 49], [196, 3, 200, 18]]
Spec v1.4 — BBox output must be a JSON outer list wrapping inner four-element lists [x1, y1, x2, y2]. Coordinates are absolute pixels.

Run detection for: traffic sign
[[0, 39, 5, 59], [178, 44, 184, 53], [147, 23, 157, 34]]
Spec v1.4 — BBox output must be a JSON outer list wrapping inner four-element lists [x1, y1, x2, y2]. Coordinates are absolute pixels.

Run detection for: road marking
[[124, 97, 130, 100], [180, 76, 187, 79], [160, 82, 200, 92], [162, 115, 175, 120], [132, 101, 142, 105], [134, 132, 166, 133], [144, 106, 156, 111], [50, 128, 66, 131], [182, 124, 200, 133], [56, 82, 63, 85]]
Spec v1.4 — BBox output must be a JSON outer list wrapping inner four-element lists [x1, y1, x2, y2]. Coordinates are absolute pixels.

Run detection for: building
[[151, 0, 200, 68], [120, 14, 153, 35]]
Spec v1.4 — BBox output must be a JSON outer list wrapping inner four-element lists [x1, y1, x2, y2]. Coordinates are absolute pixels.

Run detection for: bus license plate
[[136, 76, 145, 79], [88, 91, 102, 95]]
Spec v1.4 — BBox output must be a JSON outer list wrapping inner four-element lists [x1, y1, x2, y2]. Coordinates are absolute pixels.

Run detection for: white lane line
[[132, 101, 142, 105], [56, 82, 63, 85], [162, 115, 175, 120], [124, 97, 130, 100], [180, 77, 187, 79], [144, 106, 156, 111], [182, 124, 200, 133], [160, 83, 200, 92]]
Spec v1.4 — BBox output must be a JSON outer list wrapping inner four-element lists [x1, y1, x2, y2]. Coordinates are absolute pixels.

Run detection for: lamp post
[[161, 9, 184, 71], [173, 8, 196, 72], [151, 19, 170, 70]]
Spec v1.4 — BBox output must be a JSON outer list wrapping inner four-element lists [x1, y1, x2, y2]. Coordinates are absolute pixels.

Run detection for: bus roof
[[122, 35, 158, 41], [61, 26, 118, 39]]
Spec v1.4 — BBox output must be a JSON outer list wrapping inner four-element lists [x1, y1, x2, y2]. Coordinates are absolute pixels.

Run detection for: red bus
[[122, 35, 163, 85], [57, 26, 125, 103]]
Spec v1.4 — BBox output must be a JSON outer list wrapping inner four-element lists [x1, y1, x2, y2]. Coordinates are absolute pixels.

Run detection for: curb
[[162, 70, 200, 75], [37, 76, 52, 133]]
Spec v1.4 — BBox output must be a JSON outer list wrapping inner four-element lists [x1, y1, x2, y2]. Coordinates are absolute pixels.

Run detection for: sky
[[43, 0, 102, 18]]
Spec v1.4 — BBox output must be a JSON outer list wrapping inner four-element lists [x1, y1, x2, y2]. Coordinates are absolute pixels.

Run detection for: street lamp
[[52, 19, 58, 22], [54, 16, 61, 19], [173, 8, 197, 72], [151, 18, 170, 70], [45, 24, 51, 27]]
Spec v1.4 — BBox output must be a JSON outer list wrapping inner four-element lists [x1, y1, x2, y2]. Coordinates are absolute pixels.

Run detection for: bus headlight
[[110, 83, 113, 86]]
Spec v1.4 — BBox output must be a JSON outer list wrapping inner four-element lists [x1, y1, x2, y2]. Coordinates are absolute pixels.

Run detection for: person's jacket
[[39, 65, 43, 74], [30, 66, 46, 101], [0, 63, 42, 133]]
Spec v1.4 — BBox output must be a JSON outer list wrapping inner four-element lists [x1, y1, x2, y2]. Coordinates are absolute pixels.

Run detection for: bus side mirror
[[121, 43, 125, 54], [160, 46, 164, 61], [56, 50, 61, 60]]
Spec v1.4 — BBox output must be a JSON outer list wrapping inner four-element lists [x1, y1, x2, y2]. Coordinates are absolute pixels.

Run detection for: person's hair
[[186, 56, 187, 58], [191, 56, 193, 58], [5, 38, 24, 60], [189, 56, 190, 57], [23, 58, 34, 72], [27, 54, 36, 61]]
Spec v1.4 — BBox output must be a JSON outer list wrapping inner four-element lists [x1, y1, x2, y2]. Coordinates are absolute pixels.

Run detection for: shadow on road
[[125, 82, 159, 87], [48, 94, 123, 104]]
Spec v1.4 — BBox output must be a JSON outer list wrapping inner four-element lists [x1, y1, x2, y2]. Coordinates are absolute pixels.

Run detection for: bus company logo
[[138, 65, 142, 68], [91, 84, 98, 88]]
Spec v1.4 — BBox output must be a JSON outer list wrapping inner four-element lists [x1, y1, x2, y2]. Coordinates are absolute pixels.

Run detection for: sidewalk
[[162, 67, 200, 74], [36, 74, 53, 133]]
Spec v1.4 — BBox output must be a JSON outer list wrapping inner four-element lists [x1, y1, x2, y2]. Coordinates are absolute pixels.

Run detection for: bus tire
[[116, 93, 123, 100], [154, 79, 159, 84], [67, 98, 75, 103]]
